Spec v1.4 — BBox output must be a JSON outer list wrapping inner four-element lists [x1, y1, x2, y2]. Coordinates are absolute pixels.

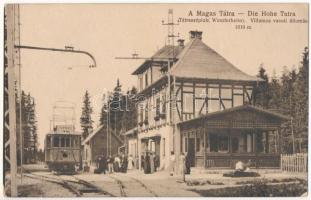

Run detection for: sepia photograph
[[2, 3, 309, 197]]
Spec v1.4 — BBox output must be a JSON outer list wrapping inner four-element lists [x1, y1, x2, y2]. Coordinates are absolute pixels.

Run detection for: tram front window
[[65, 137, 70, 147], [61, 137, 65, 147], [46, 136, 51, 148], [53, 136, 59, 147]]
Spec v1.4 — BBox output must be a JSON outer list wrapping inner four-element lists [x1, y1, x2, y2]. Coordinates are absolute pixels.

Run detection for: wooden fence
[[281, 153, 308, 173]]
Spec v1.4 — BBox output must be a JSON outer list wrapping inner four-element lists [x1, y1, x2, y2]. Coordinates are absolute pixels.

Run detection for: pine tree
[[110, 79, 125, 136], [254, 64, 271, 108], [269, 70, 282, 110], [292, 47, 308, 152], [80, 90, 94, 140], [99, 93, 108, 126]]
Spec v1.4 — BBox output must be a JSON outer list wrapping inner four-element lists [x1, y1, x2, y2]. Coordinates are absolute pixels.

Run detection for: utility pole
[[4, 4, 97, 196], [4, 4, 18, 196]]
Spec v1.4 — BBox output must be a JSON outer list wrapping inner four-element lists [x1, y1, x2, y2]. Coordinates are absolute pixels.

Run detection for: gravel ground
[[6, 165, 308, 197], [15, 175, 75, 197]]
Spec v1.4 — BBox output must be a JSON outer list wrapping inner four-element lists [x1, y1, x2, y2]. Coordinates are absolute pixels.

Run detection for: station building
[[124, 30, 289, 170], [82, 125, 123, 166]]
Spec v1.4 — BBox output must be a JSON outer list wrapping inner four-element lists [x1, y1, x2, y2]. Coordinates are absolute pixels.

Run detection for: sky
[[19, 4, 308, 149]]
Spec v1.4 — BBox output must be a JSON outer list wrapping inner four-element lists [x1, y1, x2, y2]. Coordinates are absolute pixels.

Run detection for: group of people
[[95, 153, 135, 174], [141, 151, 160, 174], [169, 151, 191, 176], [141, 151, 191, 176], [94, 151, 192, 176]]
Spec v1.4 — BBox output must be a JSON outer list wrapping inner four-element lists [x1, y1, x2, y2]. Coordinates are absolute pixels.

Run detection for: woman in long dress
[[169, 151, 176, 176], [127, 155, 134, 170]]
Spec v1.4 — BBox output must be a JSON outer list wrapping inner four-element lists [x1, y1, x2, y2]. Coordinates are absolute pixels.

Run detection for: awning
[[140, 133, 161, 140]]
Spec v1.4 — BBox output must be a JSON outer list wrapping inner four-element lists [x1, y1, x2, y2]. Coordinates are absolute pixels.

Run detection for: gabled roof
[[179, 105, 290, 126], [122, 127, 138, 136], [132, 32, 262, 83], [171, 38, 262, 82], [82, 125, 123, 146], [132, 45, 184, 75]]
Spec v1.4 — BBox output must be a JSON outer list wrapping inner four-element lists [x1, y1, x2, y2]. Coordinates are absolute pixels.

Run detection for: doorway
[[188, 138, 195, 167]]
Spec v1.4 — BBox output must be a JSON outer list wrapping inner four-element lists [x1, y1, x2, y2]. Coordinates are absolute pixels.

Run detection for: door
[[188, 138, 195, 167]]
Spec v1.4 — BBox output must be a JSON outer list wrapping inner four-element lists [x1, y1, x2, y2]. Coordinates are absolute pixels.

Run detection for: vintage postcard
[[2, 3, 308, 197]]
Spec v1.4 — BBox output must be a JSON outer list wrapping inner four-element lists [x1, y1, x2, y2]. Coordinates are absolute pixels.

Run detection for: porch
[[178, 105, 289, 169]]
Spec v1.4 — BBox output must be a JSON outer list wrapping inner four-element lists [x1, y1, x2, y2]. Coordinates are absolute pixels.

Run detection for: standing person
[[141, 153, 145, 171], [123, 155, 128, 173], [154, 154, 159, 172], [144, 152, 151, 174], [101, 153, 107, 174], [127, 154, 134, 170], [179, 152, 186, 176], [107, 155, 114, 173], [185, 152, 191, 174], [150, 152, 155, 174], [120, 154, 125, 173], [169, 151, 176, 176], [114, 155, 120, 172]]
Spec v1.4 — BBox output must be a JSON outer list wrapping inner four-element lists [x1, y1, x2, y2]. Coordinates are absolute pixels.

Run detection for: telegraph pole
[[4, 4, 19, 196]]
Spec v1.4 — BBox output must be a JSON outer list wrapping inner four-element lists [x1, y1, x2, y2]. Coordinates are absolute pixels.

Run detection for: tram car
[[44, 125, 81, 173]]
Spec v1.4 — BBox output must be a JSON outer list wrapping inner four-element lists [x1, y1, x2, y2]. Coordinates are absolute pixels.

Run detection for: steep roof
[[82, 125, 123, 146], [171, 38, 261, 82], [179, 105, 290, 126], [132, 45, 184, 75]]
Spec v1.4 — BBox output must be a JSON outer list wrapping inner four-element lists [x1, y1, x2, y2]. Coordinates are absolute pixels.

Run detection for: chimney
[[189, 30, 203, 40], [177, 39, 185, 47]]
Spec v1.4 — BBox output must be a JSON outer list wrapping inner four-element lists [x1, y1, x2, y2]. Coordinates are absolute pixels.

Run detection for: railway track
[[108, 173, 158, 197], [24, 172, 113, 197]]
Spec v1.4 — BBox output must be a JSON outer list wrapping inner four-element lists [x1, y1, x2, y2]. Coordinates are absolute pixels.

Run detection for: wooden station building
[[125, 30, 289, 170]]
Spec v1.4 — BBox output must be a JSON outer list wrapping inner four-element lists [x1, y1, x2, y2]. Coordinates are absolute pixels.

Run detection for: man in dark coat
[[144, 152, 151, 174], [100, 153, 107, 174], [185, 153, 191, 174], [122, 155, 128, 173]]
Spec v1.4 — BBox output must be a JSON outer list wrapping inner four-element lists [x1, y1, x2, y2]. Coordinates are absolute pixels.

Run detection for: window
[[46, 136, 51, 148], [161, 94, 166, 114], [196, 138, 200, 152], [53, 136, 59, 147], [162, 138, 166, 156], [61, 137, 65, 147], [71, 137, 76, 148], [209, 134, 229, 153], [156, 97, 160, 116], [145, 73, 148, 87], [218, 135, 229, 152], [145, 103, 148, 122], [65, 137, 70, 147], [139, 105, 144, 123], [139, 76, 143, 91]]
